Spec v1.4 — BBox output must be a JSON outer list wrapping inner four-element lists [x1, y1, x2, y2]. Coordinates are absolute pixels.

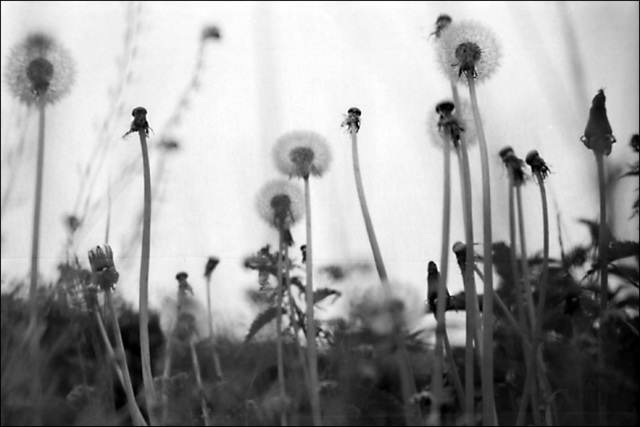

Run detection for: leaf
[[608, 240, 640, 263], [245, 306, 278, 342], [313, 288, 341, 304]]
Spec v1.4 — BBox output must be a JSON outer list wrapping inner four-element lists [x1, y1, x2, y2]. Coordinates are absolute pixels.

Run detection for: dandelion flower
[[256, 179, 305, 230], [4, 32, 75, 105], [437, 20, 501, 84], [88, 245, 119, 292], [273, 130, 332, 179]]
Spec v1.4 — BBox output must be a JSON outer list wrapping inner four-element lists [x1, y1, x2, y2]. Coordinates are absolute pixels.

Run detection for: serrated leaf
[[245, 306, 278, 342]]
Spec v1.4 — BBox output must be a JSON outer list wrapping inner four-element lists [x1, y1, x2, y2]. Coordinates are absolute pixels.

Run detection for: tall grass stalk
[[466, 77, 497, 425], [136, 118, 157, 424], [346, 110, 419, 425], [105, 290, 148, 426], [276, 228, 289, 427], [303, 177, 322, 427]]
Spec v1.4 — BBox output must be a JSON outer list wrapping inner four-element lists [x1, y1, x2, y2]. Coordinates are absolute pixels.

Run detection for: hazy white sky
[[1, 1, 638, 336]]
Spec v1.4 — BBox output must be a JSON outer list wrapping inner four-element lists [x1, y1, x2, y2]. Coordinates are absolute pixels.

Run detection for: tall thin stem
[[204, 274, 224, 380], [467, 77, 496, 426], [455, 142, 478, 426], [429, 139, 452, 425], [28, 100, 46, 425], [189, 339, 211, 426], [138, 129, 157, 424], [304, 177, 322, 427], [595, 151, 609, 426], [105, 290, 148, 426], [515, 186, 537, 328], [276, 228, 288, 427], [349, 125, 419, 425]]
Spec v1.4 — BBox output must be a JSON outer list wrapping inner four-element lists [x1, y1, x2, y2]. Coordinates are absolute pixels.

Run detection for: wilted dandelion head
[[88, 245, 119, 291], [500, 146, 527, 185], [256, 179, 305, 230], [430, 14, 453, 39], [429, 99, 477, 149], [273, 130, 332, 179], [437, 20, 501, 84], [525, 150, 551, 181], [3, 32, 76, 106]]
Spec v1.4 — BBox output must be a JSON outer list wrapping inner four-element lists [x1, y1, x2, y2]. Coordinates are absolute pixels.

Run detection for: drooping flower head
[[430, 99, 477, 149], [499, 146, 527, 186], [256, 179, 305, 230], [437, 20, 501, 84], [525, 150, 551, 181], [580, 89, 616, 156], [88, 245, 119, 291], [3, 32, 76, 106], [273, 131, 332, 179], [204, 256, 220, 278]]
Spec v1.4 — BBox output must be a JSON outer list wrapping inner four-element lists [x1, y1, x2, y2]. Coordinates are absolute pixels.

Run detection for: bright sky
[[1, 1, 638, 338]]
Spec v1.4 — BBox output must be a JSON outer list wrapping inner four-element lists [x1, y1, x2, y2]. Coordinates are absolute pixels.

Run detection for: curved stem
[[138, 129, 157, 424], [467, 77, 497, 426], [105, 290, 148, 426], [304, 177, 322, 426], [276, 228, 288, 427]]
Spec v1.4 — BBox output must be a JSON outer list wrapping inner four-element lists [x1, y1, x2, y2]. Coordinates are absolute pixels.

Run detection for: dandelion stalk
[[105, 290, 148, 426], [276, 228, 288, 427], [343, 108, 418, 425], [204, 257, 224, 380], [302, 177, 322, 426], [256, 179, 306, 425], [580, 89, 616, 425], [428, 135, 452, 426], [131, 106, 157, 424], [189, 339, 211, 426]]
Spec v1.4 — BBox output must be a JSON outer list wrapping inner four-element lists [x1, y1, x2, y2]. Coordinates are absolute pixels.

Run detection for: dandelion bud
[[430, 14, 453, 39], [175, 271, 193, 294], [204, 256, 220, 278], [341, 107, 362, 133], [580, 89, 616, 156], [202, 25, 221, 41]]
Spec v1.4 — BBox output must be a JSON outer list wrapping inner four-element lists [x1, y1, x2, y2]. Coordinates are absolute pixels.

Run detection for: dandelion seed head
[[525, 150, 551, 181], [437, 20, 501, 84], [256, 179, 305, 230], [4, 32, 76, 106], [273, 130, 332, 179]]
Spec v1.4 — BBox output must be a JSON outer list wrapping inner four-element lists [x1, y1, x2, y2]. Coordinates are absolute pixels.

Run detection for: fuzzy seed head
[[438, 20, 501, 84], [256, 179, 305, 230], [273, 130, 332, 179], [4, 32, 76, 105]]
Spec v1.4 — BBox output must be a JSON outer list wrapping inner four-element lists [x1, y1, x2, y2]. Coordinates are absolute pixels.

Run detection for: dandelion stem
[[276, 228, 288, 427], [189, 339, 211, 426], [429, 137, 452, 426], [349, 122, 419, 425], [205, 272, 224, 380], [595, 151, 609, 426], [303, 177, 322, 427], [466, 77, 497, 426], [105, 290, 148, 426], [28, 100, 46, 426], [137, 128, 157, 424], [283, 245, 313, 401], [454, 139, 479, 427]]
